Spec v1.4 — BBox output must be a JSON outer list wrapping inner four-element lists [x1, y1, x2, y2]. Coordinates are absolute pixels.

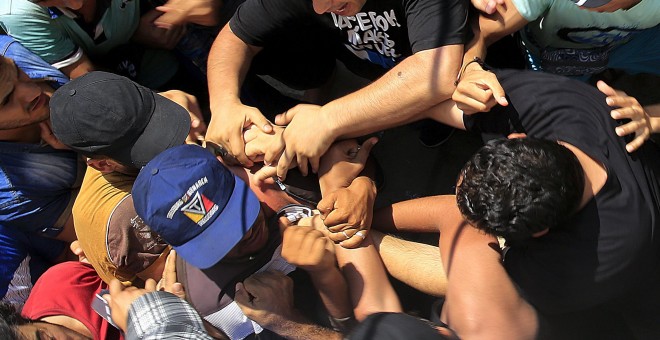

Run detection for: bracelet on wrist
[[454, 57, 486, 86]]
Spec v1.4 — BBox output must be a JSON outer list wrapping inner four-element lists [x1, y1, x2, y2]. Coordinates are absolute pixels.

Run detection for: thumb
[[275, 107, 298, 126], [354, 137, 378, 163], [247, 110, 273, 133]]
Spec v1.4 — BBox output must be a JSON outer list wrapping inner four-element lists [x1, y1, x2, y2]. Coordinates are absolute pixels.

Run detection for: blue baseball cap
[[132, 145, 261, 269]]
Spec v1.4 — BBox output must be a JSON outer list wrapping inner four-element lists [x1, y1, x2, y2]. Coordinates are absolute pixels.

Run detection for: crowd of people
[[0, 0, 658, 339]]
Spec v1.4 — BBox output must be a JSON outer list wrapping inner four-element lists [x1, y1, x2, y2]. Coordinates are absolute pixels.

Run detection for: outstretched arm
[[439, 220, 537, 339], [206, 25, 272, 167], [371, 231, 448, 297], [274, 44, 464, 179]]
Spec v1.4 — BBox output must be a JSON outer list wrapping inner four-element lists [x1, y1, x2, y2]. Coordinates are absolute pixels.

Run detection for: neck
[[39, 315, 93, 339]]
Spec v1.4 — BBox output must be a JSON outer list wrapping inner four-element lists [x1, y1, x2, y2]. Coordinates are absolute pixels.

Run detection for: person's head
[[456, 138, 584, 244], [0, 302, 89, 340], [132, 144, 265, 269], [27, 0, 85, 10], [0, 56, 50, 130], [571, 0, 641, 12], [50, 71, 190, 173], [311, 0, 367, 16]]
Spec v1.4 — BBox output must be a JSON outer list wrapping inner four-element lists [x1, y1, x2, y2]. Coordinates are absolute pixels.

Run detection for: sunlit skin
[[0, 57, 51, 131], [17, 321, 91, 340], [311, 0, 367, 16]]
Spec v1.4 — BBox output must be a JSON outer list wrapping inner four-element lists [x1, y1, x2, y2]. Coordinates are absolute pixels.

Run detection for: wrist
[[454, 57, 486, 86], [650, 116, 660, 134], [351, 176, 377, 196], [318, 104, 340, 141]]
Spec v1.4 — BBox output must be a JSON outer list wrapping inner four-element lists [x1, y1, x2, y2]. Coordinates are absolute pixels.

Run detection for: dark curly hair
[[456, 138, 584, 244], [0, 302, 30, 340]]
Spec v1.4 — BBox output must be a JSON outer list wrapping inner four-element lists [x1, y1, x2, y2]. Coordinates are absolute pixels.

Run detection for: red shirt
[[22, 261, 122, 340]]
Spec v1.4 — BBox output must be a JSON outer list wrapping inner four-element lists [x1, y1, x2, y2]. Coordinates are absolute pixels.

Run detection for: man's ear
[[86, 158, 115, 173]]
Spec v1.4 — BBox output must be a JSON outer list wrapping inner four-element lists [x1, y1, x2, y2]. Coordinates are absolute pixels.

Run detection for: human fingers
[[277, 149, 295, 181], [309, 156, 320, 174], [246, 109, 273, 134], [154, 6, 185, 28], [281, 227, 307, 262], [106, 279, 129, 332], [228, 130, 252, 167], [339, 229, 368, 249], [454, 93, 494, 114], [263, 144, 284, 167], [274, 107, 299, 126], [611, 105, 643, 122], [596, 80, 622, 98], [479, 75, 508, 107], [625, 131, 649, 153], [296, 154, 309, 177], [353, 137, 378, 163], [234, 282, 253, 307], [161, 250, 177, 289], [606, 96, 640, 113], [242, 125, 260, 143], [507, 132, 527, 139], [327, 228, 357, 243], [39, 122, 70, 150], [145, 278, 157, 292], [109, 278, 126, 296], [323, 208, 352, 229], [253, 165, 278, 184], [317, 192, 337, 219], [615, 119, 647, 139]]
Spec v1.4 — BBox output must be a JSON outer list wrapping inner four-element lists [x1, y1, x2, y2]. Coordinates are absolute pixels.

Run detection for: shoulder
[[0, 0, 52, 23]]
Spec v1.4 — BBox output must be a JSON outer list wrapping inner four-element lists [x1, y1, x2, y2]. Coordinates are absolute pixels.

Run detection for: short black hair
[[0, 302, 30, 340], [456, 138, 584, 243]]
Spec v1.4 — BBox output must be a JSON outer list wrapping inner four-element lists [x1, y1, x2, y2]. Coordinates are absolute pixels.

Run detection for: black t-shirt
[[230, 0, 468, 79], [464, 70, 660, 337]]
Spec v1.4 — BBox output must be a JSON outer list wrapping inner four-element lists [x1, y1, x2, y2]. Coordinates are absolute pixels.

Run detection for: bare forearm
[[371, 231, 447, 296], [309, 268, 353, 320], [268, 316, 343, 340], [421, 99, 466, 130], [207, 26, 261, 109], [372, 195, 461, 234], [334, 237, 402, 320], [320, 45, 463, 139], [439, 223, 537, 339]]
